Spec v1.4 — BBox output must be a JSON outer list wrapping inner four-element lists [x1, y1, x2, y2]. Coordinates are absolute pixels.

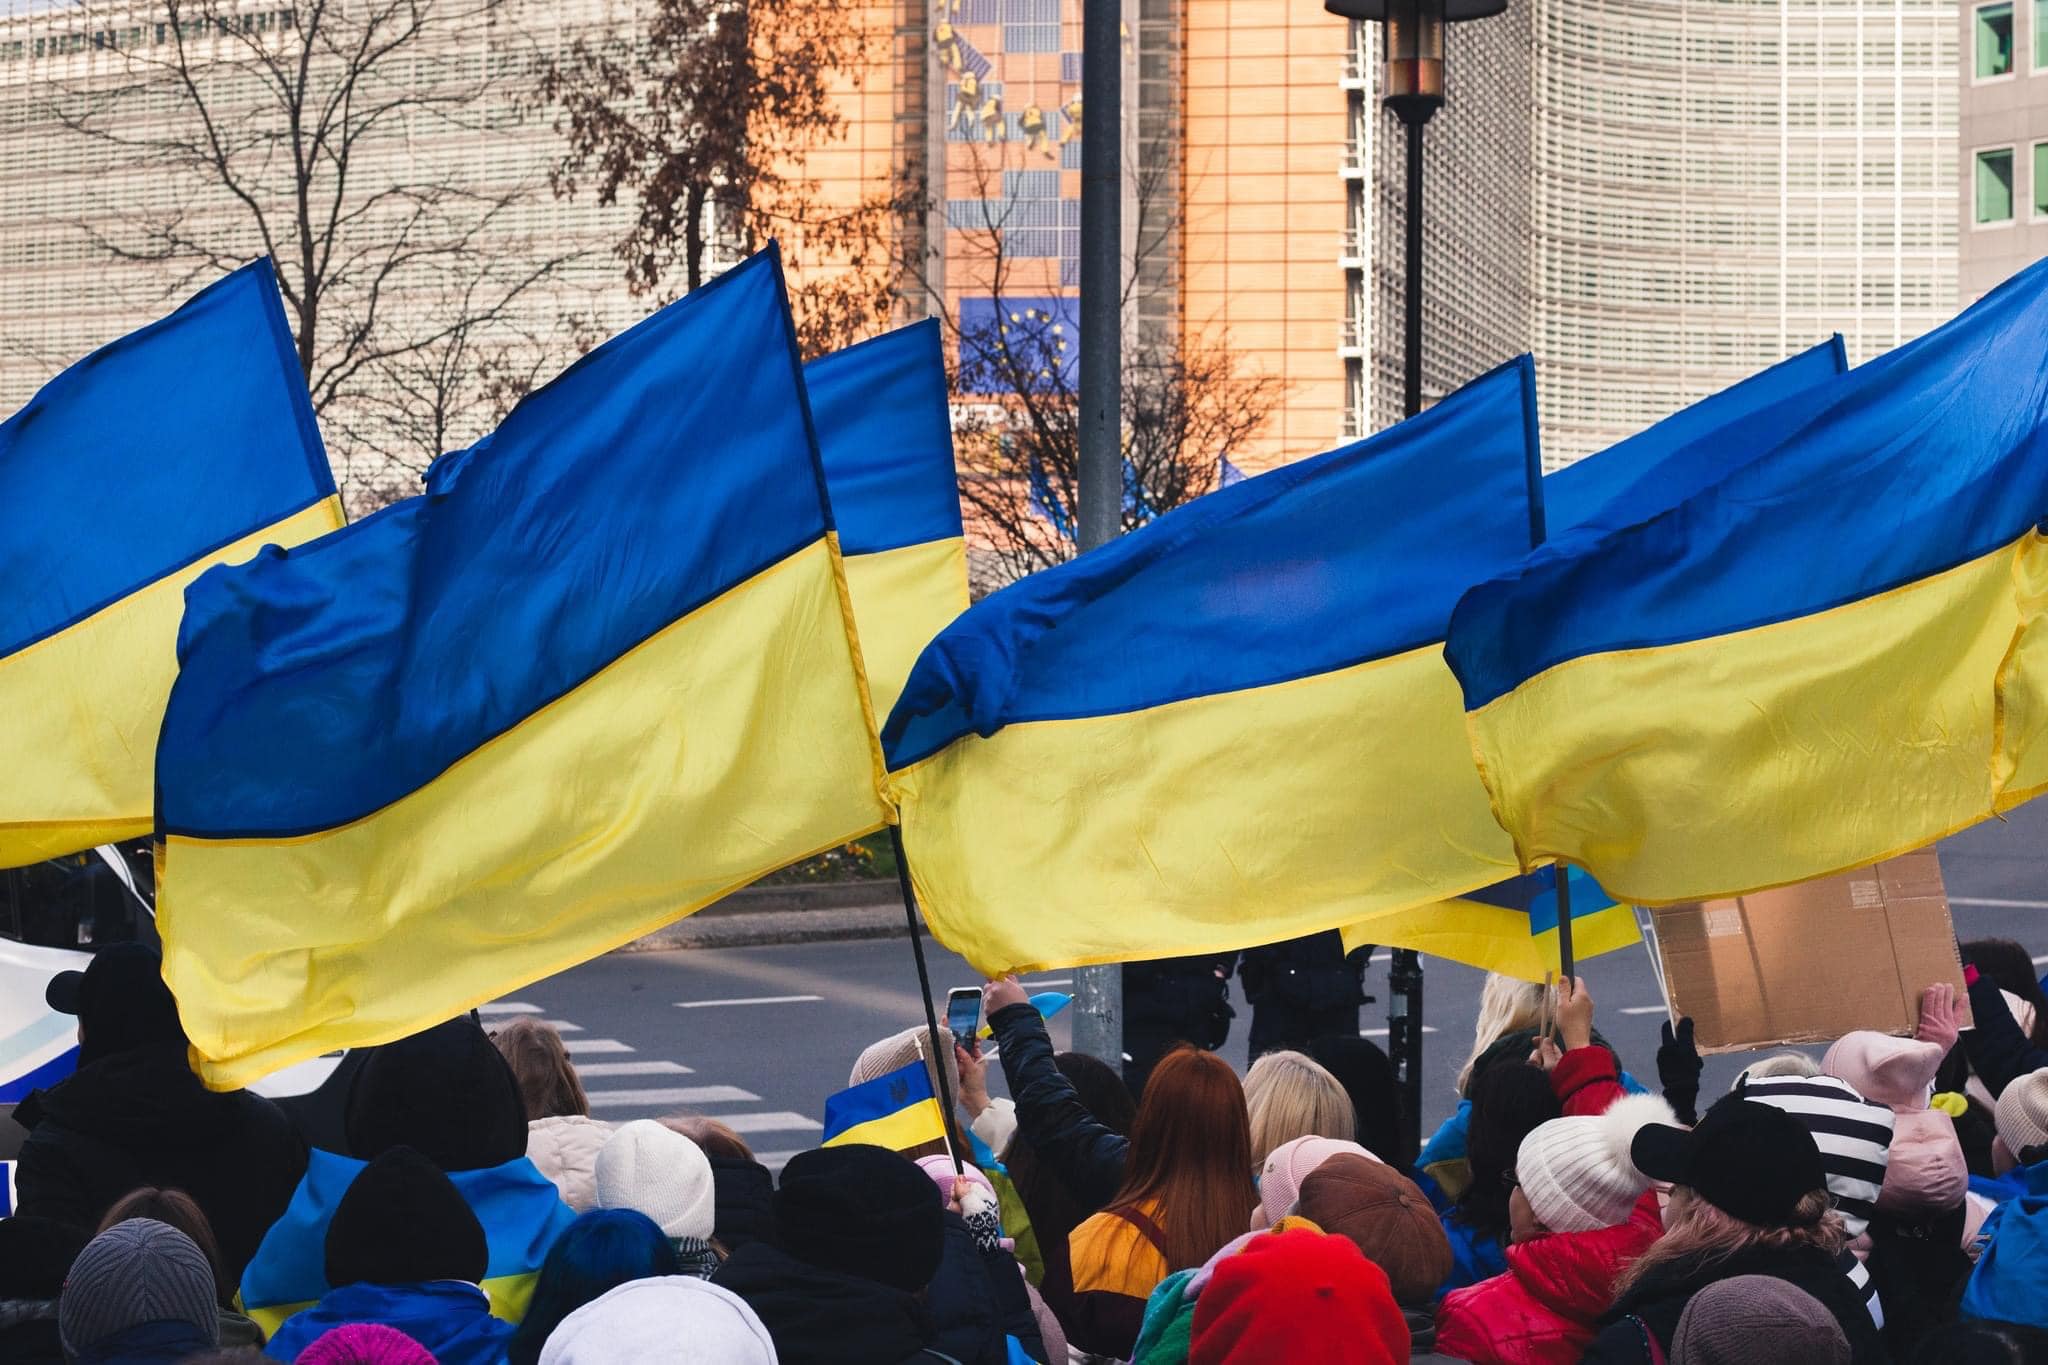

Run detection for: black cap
[[45, 942, 184, 1065], [774, 1144, 945, 1294], [1631, 1095, 1827, 1228]]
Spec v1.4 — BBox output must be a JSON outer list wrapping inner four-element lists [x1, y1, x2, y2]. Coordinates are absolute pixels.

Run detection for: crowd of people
[[6, 934, 2048, 1363]]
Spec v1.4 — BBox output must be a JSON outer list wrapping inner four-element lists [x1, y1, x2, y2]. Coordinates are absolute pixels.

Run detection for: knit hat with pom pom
[[1514, 1093, 1673, 1234]]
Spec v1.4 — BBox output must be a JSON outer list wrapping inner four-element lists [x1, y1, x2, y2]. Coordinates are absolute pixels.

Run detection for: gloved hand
[[1658, 1016, 1703, 1125]]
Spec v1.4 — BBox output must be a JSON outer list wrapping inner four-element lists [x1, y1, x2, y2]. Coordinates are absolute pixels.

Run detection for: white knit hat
[[593, 1119, 716, 1241], [1515, 1093, 1673, 1234], [1996, 1067, 2048, 1160], [539, 1276, 777, 1364]]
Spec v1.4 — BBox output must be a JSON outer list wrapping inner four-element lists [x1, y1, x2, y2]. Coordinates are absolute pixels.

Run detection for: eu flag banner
[[1338, 338, 1849, 976], [884, 357, 1542, 975], [806, 320, 969, 726], [1448, 259, 2048, 905], [156, 247, 892, 1089], [0, 260, 342, 866], [822, 1060, 948, 1152]]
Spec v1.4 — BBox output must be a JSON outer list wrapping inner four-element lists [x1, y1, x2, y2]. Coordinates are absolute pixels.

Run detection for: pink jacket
[[1823, 1032, 1966, 1217]]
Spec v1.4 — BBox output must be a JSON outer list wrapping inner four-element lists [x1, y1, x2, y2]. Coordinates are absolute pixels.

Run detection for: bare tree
[[931, 145, 1284, 590], [56, 0, 586, 503], [539, 0, 919, 358]]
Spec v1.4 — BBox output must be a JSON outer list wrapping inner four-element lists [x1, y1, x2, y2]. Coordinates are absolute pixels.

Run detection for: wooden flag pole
[[890, 824, 965, 1174]]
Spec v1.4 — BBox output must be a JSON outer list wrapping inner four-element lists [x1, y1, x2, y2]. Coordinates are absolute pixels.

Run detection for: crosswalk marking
[[563, 1038, 634, 1055], [1619, 1006, 1671, 1016], [541, 1020, 584, 1032], [575, 1060, 695, 1078], [479, 1002, 542, 1016], [674, 994, 824, 1008], [719, 1112, 823, 1135], [587, 1084, 760, 1109]]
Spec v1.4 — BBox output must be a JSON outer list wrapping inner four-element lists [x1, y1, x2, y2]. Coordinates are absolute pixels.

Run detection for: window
[[1977, 2, 2014, 77], [2037, 0, 2048, 69], [2035, 142, 2048, 215], [1977, 147, 2015, 223]]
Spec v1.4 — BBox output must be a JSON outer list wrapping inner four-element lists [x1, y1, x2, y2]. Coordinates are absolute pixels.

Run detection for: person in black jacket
[[713, 1143, 1045, 1365], [12, 944, 306, 1284], [1582, 1096, 1885, 1364], [1121, 952, 1237, 1096], [1238, 931, 1370, 1059], [985, 976, 1130, 1216]]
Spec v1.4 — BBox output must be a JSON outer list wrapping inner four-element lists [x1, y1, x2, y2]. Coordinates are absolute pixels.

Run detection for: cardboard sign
[[1639, 849, 1971, 1054]]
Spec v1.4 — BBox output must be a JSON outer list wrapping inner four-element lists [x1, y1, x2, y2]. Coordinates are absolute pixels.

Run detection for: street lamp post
[[1324, 0, 1505, 1149]]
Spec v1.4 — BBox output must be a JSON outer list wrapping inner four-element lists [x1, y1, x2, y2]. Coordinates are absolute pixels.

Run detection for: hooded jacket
[[1435, 1189, 1663, 1364], [265, 1280, 514, 1364], [713, 1238, 947, 1365], [708, 1154, 777, 1254], [11, 1040, 306, 1281], [1580, 1242, 1886, 1364], [523, 1116, 612, 1212], [1824, 1033, 1967, 1218]]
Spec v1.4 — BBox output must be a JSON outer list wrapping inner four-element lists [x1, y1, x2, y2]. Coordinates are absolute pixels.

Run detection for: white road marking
[[1020, 978, 1073, 988], [540, 1020, 584, 1033], [674, 995, 825, 1009], [1359, 1026, 1439, 1038], [1953, 897, 2048, 910], [575, 1061, 695, 1078], [753, 1150, 800, 1172], [479, 1002, 542, 1015], [564, 1039, 634, 1055], [719, 1112, 824, 1135], [1619, 1006, 1671, 1016], [586, 1085, 759, 1109]]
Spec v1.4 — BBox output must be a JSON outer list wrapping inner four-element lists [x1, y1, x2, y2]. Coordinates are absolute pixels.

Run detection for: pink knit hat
[[1251, 1135, 1379, 1230], [1824, 1031, 1965, 1215], [297, 1323, 440, 1365]]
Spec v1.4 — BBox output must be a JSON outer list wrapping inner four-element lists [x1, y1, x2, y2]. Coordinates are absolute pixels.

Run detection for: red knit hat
[[1189, 1227, 1410, 1365]]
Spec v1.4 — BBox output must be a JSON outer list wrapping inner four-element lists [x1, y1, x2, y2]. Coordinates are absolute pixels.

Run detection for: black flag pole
[[889, 824, 965, 1175], [1555, 861, 1577, 985]]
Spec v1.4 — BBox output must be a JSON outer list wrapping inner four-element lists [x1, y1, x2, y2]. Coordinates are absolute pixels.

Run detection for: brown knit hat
[[1672, 1275, 1849, 1365], [1292, 1155, 1451, 1306]]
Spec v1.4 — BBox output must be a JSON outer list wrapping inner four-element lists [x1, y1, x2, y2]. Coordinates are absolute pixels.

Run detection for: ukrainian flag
[[156, 247, 892, 1089], [239, 1148, 574, 1335], [1341, 337, 1850, 975], [0, 260, 341, 866], [807, 320, 969, 725], [822, 1060, 949, 1152], [884, 358, 1542, 975], [1449, 258, 2048, 905]]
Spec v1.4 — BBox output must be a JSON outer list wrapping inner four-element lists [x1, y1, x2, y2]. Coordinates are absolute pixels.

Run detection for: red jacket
[[1550, 1045, 1625, 1117], [1434, 1190, 1662, 1365]]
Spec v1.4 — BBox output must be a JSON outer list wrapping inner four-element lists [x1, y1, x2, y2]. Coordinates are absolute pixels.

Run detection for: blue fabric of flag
[[1459, 864, 1619, 937], [159, 249, 829, 839], [0, 259, 333, 657], [806, 320, 963, 555], [1450, 266, 2048, 709], [1540, 336, 1847, 536], [884, 356, 1541, 767]]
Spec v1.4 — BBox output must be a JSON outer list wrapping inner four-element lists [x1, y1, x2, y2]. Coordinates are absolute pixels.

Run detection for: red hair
[[1106, 1047, 1256, 1270]]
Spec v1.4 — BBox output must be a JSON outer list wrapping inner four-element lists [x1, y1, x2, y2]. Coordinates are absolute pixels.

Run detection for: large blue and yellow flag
[[806, 320, 969, 725], [240, 1149, 574, 1335], [1342, 337, 1851, 977], [0, 260, 341, 866], [822, 1060, 949, 1152], [883, 358, 1542, 974], [157, 247, 892, 1088], [1448, 259, 2048, 905]]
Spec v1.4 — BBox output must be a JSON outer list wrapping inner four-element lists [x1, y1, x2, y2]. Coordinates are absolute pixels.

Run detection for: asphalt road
[[502, 798, 2048, 1168]]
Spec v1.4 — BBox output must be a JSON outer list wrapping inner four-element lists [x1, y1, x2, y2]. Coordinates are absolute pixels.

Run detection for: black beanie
[[344, 1016, 527, 1171], [326, 1146, 489, 1288], [773, 1145, 945, 1293]]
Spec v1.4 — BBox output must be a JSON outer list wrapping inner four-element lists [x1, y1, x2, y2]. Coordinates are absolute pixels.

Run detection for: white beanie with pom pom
[[1515, 1093, 1674, 1234]]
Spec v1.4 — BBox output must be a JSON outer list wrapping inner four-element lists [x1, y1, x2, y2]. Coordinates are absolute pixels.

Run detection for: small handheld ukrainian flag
[[806, 320, 969, 726], [156, 246, 891, 1089], [822, 1060, 949, 1153], [885, 357, 1542, 975], [1449, 257, 2048, 904], [0, 260, 341, 866]]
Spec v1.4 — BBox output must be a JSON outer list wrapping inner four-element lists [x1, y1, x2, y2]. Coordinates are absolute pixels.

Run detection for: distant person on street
[[1122, 953, 1237, 1096], [1238, 931, 1371, 1058]]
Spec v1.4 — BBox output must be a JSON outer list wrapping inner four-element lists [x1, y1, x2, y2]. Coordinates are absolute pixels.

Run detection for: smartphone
[[946, 987, 983, 1051]]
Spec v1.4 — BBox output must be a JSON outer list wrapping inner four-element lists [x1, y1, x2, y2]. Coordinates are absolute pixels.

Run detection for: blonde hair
[[1244, 1050, 1356, 1166], [1732, 1052, 1820, 1088], [491, 1016, 589, 1120], [1456, 974, 1549, 1095], [1612, 1185, 1845, 1299]]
